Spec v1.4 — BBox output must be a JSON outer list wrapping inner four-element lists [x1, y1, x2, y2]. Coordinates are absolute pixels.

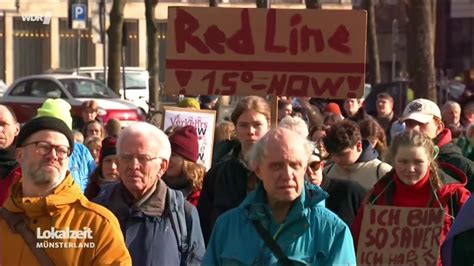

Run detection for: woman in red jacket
[[352, 130, 470, 261]]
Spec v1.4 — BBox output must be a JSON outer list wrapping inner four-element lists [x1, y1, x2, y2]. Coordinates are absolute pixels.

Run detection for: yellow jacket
[[0, 173, 131, 265]]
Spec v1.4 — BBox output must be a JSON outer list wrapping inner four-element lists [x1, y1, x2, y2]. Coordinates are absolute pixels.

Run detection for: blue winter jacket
[[442, 193, 474, 266], [94, 181, 206, 266], [203, 183, 356, 265], [69, 142, 96, 192]]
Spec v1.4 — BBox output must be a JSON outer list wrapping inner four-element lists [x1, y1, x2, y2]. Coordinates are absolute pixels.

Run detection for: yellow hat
[[178, 97, 200, 110], [36, 98, 73, 129]]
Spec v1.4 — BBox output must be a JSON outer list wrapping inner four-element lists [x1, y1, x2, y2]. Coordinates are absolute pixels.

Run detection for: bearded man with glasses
[[0, 116, 131, 265], [94, 122, 205, 266]]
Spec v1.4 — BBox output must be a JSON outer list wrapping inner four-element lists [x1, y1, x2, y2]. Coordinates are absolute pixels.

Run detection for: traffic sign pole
[[77, 30, 81, 74]]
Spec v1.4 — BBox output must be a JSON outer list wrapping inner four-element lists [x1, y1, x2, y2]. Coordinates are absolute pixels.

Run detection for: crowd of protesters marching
[[1, 91, 474, 265]]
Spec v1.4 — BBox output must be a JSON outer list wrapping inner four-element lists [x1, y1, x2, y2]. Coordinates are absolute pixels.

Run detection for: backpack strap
[[168, 189, 190, 266], [252, 220, 293, 266], [376, 162, 383, 180], [0, 208, 55, 266]]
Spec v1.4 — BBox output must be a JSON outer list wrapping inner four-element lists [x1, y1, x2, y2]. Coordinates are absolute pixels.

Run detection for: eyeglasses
[[309, 161, 322, 172], [118, 154, 159, 165], [21, 141, 71, 159]]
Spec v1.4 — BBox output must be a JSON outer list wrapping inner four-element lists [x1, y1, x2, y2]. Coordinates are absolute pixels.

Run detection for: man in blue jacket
[[203, 128, 356, 265], [95, 122, 205, 265]]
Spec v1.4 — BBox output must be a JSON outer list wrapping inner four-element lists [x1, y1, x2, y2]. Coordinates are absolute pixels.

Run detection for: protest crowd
[[1, 3, 474, 265], [1, 89, 474, 265]]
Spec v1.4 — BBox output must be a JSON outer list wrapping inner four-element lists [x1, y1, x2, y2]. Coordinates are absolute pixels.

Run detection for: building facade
[[0, 0, 472, 86]]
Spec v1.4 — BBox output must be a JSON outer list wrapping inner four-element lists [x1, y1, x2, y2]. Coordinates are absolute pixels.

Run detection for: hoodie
[[324, 140, 392, 190], [436, 128, 474, 192]]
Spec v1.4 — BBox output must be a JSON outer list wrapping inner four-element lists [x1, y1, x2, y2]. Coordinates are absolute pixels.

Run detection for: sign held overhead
[[165, 7, 367, 99]]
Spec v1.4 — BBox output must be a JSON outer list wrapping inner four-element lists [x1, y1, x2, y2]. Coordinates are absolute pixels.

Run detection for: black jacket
[[438, 141, 474, 192], [320, 176, 367, 227], [0, 145, 17, 180], [346, 108, 373, 124], [197, 144, 256, 244]]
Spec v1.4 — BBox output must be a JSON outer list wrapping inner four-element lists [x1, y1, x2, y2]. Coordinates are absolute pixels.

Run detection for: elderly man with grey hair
[[95, 122, 205, 265], [203, 128, 356, 265], [442, 101, 463, 133], [278, 115, 309, 138]]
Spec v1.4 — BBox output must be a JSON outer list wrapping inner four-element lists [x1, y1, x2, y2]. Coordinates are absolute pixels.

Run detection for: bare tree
[[305, 0, 318, 9], [145, 0, 160, 109], [107, 0, 126, 94], [256, 0, 269, 8], [365, 0, 381, 85], [406, 1, 437, 101]]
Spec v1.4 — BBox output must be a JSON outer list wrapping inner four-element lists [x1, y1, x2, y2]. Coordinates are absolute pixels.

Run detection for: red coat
[[0, 167, 21, 206], [352, 164, 471, 260], [187, 190, 201, 207]]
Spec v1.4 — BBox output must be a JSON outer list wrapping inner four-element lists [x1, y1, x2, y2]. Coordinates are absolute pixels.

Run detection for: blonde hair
[[388, 130, 441, 190], [215, 121, 236, 143], [83, 120, 106, 139], [182, 160, 206, 192], [85, 135, 102, 147]]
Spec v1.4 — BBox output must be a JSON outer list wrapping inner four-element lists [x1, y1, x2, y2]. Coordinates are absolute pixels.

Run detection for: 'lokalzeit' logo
[[35, 227, 95, 249], [21, 12, 52, 25]]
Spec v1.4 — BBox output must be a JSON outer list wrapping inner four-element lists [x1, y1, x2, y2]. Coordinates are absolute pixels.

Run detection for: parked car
[[46, 67, 150, 112], [0, 74, 145, 126]]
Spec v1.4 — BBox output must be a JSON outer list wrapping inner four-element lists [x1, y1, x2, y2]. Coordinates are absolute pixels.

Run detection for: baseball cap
[[401, 98, 441, 124], [308, 147, 322, 163]]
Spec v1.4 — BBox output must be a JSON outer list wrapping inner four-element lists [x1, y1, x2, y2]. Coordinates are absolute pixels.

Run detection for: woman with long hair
[[359, 118, 388, 158], [83, 120, 105, 139], [163, 125, 205, 206], [197, 96, 272, 244], [352, 130, 470, 263]]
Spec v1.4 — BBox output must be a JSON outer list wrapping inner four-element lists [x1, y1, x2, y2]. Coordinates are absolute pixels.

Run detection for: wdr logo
[[21, 12, 52, 25]]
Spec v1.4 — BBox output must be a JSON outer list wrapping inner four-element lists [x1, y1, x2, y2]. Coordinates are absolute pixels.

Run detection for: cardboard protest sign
[[165, 7, 367, 99], [163, 107, 216, 170], [357, 205, 444, 265]]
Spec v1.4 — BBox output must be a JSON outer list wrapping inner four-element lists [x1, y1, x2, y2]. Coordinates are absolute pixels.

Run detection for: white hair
[[278, 116, 309, 138], [117, 122, 171, 160], [247, 128, 314, 170], [442, 101, 461, 111]]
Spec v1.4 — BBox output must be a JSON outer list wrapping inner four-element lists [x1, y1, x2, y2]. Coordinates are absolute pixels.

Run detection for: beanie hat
[[169, 125, 199, 162], [199, 95, 219, 104], [178, 98, 201, 110], [36, 98, 73, 129], [16, 116, 75, 151], [99, 136, 117, 162], [324, 102, 342, 116]]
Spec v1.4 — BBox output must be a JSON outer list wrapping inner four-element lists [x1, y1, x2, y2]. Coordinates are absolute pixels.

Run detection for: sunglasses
[[309, 161, 323, 171]]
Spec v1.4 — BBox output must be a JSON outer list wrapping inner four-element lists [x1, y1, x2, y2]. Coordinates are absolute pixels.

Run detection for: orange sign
[[165, 7, 367, 99], [357, 205, 444, 265]]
